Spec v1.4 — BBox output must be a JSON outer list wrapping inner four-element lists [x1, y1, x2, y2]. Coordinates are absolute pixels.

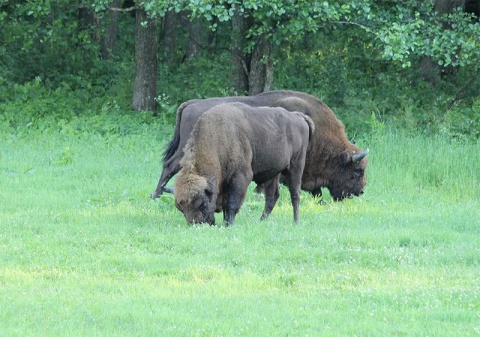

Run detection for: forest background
[[1, 0, 479, 139]]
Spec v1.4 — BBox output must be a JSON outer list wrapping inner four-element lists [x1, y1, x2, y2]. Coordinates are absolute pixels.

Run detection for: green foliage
[[377, 7, 480, 69], [144, 0, 480, 71], [1, 1, 92, 84], [0, 78, 161, 138], [440, 100, 480, 140], [1, 0, 479, 141], [0, 0, 135, 90], [272, 22, 480, 140], [157, 50, 237, 104], [156, 0, 373, 50]]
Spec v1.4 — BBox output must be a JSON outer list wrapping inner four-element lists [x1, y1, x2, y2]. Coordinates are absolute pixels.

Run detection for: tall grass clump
[[367, 129, 480, 202]]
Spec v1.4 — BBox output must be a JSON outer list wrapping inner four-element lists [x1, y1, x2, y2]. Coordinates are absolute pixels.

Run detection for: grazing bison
[[151, 90, 369, 201], [174, 102, 314, 225]]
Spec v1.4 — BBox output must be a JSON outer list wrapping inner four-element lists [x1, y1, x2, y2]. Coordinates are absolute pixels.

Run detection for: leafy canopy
[[135, 0, 479, 69]]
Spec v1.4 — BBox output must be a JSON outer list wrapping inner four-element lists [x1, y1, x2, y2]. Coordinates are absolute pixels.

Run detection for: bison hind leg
[[283, 164, 304, 223], [150, 155, 182, 199], [260, 177, 281, 220]]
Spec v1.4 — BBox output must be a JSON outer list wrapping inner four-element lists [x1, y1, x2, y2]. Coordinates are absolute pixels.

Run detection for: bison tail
[[301, 114, 315, 141], [162, 101, 192, 163]]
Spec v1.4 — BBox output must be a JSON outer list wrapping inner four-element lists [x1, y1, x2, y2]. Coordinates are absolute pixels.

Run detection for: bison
[[151, 90, 369, 201], [174, 102, 314, 225]]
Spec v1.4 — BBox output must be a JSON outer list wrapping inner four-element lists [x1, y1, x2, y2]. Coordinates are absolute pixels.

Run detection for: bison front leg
[[223, 176, 250, 226], [260, 176, 280, 220]]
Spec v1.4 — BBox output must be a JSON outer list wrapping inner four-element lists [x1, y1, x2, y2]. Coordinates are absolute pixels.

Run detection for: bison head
[[174, 174, 216, 225], [328, 148, 369, 201]]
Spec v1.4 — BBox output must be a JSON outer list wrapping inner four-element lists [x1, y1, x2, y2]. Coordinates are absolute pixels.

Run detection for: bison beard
[[151, 90, 369, 203], [174, 103, 314, 226]]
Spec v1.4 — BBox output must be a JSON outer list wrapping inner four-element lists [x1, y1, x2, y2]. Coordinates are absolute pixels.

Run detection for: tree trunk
[[186, 18, 202, 62], [100, 0, 120, 60], [78, 4, 99, 43], [132, 8, 157, 112], [421, 56, 441, 85], [248, 34, 273, 95], [161, 10, 177, 60], [231, 9, 250, 94], [465, 0, 480, 17], [434, 0, 464, 19], [231, 10, 273, 96]]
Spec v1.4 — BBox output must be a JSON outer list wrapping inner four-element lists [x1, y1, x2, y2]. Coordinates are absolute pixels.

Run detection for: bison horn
[[352, 148, 369, 163]]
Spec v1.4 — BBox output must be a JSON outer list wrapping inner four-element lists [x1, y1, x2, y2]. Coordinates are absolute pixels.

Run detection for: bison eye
[[353, 169, 364, 178]]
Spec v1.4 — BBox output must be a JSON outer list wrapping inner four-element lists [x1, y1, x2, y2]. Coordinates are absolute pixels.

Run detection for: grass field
[[1, 116, 479, 336]]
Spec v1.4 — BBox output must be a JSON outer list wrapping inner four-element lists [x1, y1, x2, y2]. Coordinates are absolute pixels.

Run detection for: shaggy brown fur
[[174, 103, 314, 226], [151, 90, 368, 201]]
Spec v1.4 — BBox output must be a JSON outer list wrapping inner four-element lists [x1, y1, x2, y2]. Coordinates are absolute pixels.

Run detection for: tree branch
[[110, 6, 139, 13], [331, 20, 378, 36]]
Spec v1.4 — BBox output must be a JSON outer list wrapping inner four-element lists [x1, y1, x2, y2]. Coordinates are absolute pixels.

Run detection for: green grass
[[1, 118, 479, 336]]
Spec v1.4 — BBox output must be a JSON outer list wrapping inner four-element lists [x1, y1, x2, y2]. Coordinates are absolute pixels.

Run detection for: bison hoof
[[150, 192, 161, 199]]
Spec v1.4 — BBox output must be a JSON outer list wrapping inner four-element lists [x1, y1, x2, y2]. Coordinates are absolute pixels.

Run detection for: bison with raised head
[[151, 90, 369, 201], [174, 102, 314, 226]]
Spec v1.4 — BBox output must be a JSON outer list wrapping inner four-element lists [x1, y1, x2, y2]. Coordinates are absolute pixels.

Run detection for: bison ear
[[205, 176, 216, 201], [340, 151, 351, 166], [204, 188, 213, 201], [207, 176, 216, 188]]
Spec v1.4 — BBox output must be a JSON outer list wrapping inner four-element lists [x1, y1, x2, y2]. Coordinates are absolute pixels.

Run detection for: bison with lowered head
[[174, 102, 314, 226], [151, 90, 368, 201]]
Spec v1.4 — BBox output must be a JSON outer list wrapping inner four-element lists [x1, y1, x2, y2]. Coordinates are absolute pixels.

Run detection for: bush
[[0, 78, 161, 138]]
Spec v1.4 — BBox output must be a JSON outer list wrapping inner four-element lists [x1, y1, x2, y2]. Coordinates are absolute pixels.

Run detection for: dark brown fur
[[152, 90, 368, 201], [174, 103, 314, 225]]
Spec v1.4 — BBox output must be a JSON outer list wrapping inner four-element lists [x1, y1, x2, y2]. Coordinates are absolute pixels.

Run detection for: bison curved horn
[[352, 148, 369, 163]]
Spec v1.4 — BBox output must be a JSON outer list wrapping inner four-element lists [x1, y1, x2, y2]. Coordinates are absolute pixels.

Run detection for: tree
[[231, 9, 249, 94], [100, 0, 121, 60], [375, 0, 480, 71], [132, 7, 158, 112], [169, 1, 358, 95], [230, 9, 272, 95], [161, 10, 178, 59], [0, 0, 103, 84], [248, 34, 273, 95], [186, 16, 203, 62], [126, 0, 476, 101]]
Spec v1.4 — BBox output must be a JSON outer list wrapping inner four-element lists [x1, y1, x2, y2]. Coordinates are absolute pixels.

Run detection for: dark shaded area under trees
[[1, 0, 479, 139]]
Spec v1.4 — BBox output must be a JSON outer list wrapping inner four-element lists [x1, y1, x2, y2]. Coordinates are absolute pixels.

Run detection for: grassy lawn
[[1, 118, 479, 336]]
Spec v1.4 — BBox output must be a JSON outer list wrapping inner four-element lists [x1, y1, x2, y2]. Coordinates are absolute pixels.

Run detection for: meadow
[[0, 113, 479, 336]]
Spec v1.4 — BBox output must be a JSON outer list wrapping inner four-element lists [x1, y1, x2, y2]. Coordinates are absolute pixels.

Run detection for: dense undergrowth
[[1, 45, 479, 142]]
